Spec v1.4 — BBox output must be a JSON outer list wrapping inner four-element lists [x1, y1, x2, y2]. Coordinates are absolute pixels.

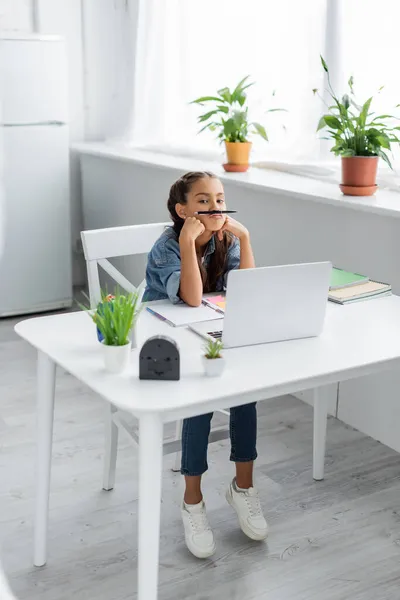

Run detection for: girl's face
[[177, 176, 226, 232]]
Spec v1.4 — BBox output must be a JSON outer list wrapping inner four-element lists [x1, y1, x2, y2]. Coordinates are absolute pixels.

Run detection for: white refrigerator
[[0, 34, 72, 317]]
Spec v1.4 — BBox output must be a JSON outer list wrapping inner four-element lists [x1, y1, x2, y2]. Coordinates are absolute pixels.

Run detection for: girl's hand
[[180, 217, 205, 244], [217, 217, 249, 241]]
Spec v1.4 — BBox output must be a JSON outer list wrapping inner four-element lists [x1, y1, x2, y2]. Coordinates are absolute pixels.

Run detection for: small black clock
[[139, 336, 180, 380]]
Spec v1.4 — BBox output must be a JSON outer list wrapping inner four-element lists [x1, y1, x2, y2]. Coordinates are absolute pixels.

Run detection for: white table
[[15, 296, 400, 600]]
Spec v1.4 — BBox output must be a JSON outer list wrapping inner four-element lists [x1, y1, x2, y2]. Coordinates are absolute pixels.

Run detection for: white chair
[[81, 223, 230, 489]]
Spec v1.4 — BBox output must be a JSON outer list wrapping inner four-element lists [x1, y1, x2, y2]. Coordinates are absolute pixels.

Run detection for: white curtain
[[129, 0, 400, 171], [130, 0, 327, 162]]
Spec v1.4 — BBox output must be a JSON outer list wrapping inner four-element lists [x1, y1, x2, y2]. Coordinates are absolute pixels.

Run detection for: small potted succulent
[[191, 76, 284, 173], [81, 288, 142, 374], [202, 339, 225, 377], [314, 56, 400, 196]]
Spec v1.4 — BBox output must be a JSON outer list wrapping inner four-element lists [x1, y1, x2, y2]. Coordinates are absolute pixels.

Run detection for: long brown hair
[[167, 171, 233, 293]]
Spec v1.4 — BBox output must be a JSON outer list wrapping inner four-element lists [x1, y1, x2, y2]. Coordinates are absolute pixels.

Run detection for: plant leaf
[[359, 97, 373, 127], [376, 134, 391, 149], [198, 109, 219, 123], [370, 114, 397, 120], [190, 96, 222, 105], [341, 149, 356, 157], [198, 122, 213, 134], [89, 287, 140, 346], [218, 87, 232, 103], [252, 122, 268, 141], [232, 75, 252, 95], [320, 55, 328, 72], [342, 94, 350, 109], [324, 115, 342, 129], [204, 338, 224, 359], [317, 116, 327, 131], [378, 149, 392, 169]]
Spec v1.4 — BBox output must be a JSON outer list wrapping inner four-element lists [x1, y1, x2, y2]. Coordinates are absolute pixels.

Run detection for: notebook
[[330, 268, 368, 290], [146, 300, 223, 327], [203, 295, 226, 312], [329, 280, 392, 304]]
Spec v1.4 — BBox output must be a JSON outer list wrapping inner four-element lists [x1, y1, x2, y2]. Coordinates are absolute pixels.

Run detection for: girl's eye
[[217, 198, 225, 204], [199, 199, 208, 204]]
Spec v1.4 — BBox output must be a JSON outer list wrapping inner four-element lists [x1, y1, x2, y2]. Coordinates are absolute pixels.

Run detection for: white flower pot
[[102, 341, 132, 374], [202, 356, 225, 377]]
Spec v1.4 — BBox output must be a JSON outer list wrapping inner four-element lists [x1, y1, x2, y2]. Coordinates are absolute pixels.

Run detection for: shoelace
[[244, 493, 263, 518], [188, 510, 211, 533]]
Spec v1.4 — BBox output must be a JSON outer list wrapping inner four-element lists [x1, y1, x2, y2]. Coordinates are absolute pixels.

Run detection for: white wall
[[82, 0, 136, 141]]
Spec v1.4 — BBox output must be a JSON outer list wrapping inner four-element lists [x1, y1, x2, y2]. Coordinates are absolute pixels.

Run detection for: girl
[[144, 171, 268, 558]]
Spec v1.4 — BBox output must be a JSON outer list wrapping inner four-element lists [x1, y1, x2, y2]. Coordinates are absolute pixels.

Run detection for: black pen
[[194, 210, 237, 215]]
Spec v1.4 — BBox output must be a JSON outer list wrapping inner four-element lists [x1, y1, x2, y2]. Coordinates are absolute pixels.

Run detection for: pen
[[146, 306, 175, 327], [201, 300, 225, 315], [194, 210, 237, 215]]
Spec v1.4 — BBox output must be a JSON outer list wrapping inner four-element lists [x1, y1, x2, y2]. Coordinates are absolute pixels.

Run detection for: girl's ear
[[175, 203, 186, 219]]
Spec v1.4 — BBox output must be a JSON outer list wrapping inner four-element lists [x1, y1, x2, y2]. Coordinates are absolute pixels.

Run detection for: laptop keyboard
[[208, 330, 223, 339]]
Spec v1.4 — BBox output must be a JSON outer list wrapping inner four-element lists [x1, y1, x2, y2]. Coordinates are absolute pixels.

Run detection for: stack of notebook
[[329, 268, 391, 304]]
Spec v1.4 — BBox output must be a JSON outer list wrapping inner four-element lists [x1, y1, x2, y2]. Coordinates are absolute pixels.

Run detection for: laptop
[[190, 262, 332, 348]]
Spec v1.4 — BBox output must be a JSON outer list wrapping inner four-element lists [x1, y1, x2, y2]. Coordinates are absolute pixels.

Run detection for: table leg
[[138, 413, 163, 600], [103, 403, 118, 491], [34, 351, 56, 567], [172, 419, 183, 472], [313, 387, 329, 481]]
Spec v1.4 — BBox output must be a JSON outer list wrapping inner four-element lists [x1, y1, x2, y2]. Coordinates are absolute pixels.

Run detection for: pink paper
[[206, 295, 226, 310]]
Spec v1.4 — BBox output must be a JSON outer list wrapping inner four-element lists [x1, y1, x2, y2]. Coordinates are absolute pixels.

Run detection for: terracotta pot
[[224, 141, 252, 170], [222, 163, 249, 173], [339, 184, 378, 197], [341, 156, 379, 195]]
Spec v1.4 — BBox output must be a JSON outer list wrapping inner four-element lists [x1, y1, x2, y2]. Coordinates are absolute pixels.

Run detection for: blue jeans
[[181, 403, 257, 476]]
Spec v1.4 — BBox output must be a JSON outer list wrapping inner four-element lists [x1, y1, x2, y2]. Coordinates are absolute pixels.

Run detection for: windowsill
[[73, 142, 400, 219]]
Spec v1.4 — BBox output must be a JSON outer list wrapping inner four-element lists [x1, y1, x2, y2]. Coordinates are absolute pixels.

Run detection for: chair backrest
[[81, 222, 170, 307]]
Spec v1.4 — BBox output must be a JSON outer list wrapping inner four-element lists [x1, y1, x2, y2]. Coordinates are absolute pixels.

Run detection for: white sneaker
[[226, 479, 269, 541], [181, 500, 216, 559]]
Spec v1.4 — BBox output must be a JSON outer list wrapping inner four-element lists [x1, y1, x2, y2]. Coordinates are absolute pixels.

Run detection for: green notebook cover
[[330, 268, 368, 290]]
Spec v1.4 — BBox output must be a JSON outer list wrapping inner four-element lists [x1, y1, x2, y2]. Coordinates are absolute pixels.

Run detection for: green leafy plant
[[80, 288, 142, 347], [314, 56, 400, 168], [191, 76, 284, 143], [204, 338, 224, 359]]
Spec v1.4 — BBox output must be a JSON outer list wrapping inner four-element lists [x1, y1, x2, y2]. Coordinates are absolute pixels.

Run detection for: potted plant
[[315, 56, 400, 196], [191, 76, 284, 173], [81, 288, 142, 374], [202, 338, 225, 377]]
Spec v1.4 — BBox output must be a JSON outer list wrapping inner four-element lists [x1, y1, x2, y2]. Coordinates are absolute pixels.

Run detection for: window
[[130, 0, 400, 167]]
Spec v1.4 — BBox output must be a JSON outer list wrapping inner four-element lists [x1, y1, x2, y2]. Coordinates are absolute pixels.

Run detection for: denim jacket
[[144, 226, 241, 303]]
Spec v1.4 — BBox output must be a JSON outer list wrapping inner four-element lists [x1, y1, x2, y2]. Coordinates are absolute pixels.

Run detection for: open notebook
[[146, 300, 223, 327]]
